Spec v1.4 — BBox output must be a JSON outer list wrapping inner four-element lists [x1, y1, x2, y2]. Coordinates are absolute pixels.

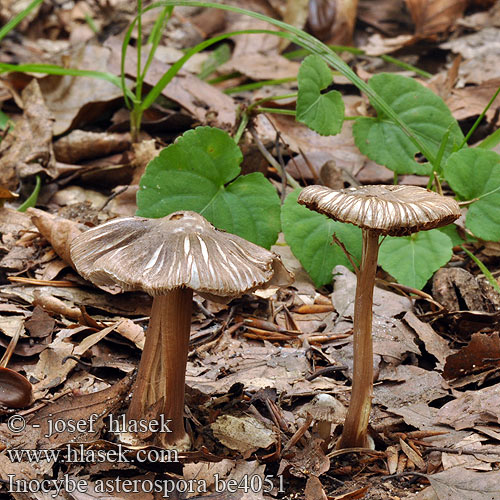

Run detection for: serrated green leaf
[[379, 230, 454, 289], [353, 73, 464, 174], [281, 190, 362, 287], [136, 126, 281, 249], [296, 55, 344, 136], [444, 148, 500, 241]]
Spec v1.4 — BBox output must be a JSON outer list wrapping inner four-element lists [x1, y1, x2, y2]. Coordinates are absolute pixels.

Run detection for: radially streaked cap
[[298, 185, 461, 236], [70, 211, 293, 301]]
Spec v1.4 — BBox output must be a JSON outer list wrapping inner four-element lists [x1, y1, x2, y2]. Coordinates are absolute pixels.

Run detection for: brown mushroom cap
[[298, 185, 461, 236], [70, 211, 293, 300]]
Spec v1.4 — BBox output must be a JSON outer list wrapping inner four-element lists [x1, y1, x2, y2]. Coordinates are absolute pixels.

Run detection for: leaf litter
[[1, 1, 500, 499]]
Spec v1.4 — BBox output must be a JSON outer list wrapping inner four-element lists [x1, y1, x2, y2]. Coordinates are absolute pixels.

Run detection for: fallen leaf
[[105, 37, 237, 129], [405, 0, 466, 36], [0, 79, 56, 190], [443, 332, 500, 380], [28, 207, 86, 267], [38, 44, 124, 135], [211, 415, 276, 455], [404, 311, 453, 369], [53, 129, 133, 163], [437, 382, 500, 430], [428, 468, 500, 500], [305, 474, 328, 500]]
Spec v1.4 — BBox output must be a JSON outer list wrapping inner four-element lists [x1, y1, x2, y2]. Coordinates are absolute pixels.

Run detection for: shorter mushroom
[[70, 211, 293, 449], [298, 394, 346, 444], [298, 185, 461, 449]]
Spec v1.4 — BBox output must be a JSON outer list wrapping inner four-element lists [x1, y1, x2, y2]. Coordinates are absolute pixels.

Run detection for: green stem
[[459, 84, 500, 149], [225, 77, 297, 94]]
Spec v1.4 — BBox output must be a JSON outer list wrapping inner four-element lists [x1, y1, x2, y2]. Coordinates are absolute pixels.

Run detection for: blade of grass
[[0, 0, 44, 43], [18, 175, 41, 212], [461, 245, 500, 294], [478, 127, 500, 150], [0, 62, 136, 102], [225, 77, 297, 94], [284, 45, 432, 79], [459, 84, 500, 149], [136, 1, 438, 166]]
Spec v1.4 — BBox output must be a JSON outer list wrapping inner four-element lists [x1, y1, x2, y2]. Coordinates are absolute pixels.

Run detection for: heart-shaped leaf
[[281, 189, 362, 287], [353, 73, 464, 174], [296, 55, 345, 136], [136, 126, 281, 249], [379, 229, 454, 289], [444, 148, 500, 241]]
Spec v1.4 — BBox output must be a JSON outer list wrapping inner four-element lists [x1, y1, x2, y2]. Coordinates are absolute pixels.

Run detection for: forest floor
[[1, 0, 500, 499]]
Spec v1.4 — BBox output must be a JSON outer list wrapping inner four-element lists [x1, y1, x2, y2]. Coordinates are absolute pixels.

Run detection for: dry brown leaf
[[37, 44, 124, 135], [443, 332, 500, 380], [405, 0, 466, 36], [211, 415, 276, 455], [440, 27, 500, 85], [105, 37, 236, 129], [403, 311, 453, 369], [305, 474, 328, 500], [446, 78, 500, 125], [256, 106, 366, 176], [428, 468, 500, 500], [280, 438, 330, 478], [220, 53, 300, 81], [375, 365, 448, 410], [0, 79, 56, 190], [358, 0, 411, 37], [53, 130, 133, 163], [437, 382, 500, 430], [28, 207, 86, 267], [332, 486, 370, 499], [307, 0, 359, 45]]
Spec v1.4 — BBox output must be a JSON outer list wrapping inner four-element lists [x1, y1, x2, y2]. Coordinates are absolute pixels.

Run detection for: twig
[[332, 233, 359, 274], [306, 365, 348, 381], [249, 127, 301, 190]]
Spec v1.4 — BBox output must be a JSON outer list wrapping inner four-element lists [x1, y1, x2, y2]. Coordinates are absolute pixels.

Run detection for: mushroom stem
[[127, 288, 193, 449], [338, 229, 379, 449]]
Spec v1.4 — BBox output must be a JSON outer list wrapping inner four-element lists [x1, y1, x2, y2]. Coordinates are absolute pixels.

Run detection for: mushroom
[[70, 211, 293, 449], [298, 394, 346, 443], [298, 185, 460, 448]]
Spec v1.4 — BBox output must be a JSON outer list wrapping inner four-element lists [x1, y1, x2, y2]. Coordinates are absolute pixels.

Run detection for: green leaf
[[353, 73, 464, 174], [136, 126, 281, 249], [444, 148, 500, 241], [281, 190, 362, 287], [379, 230, 454, 289], [296, 55, 344, 136]]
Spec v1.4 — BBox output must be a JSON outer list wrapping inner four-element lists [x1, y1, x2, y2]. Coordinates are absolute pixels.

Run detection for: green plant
[[124, 1, 500, 292], [136, 127, 281, 249]]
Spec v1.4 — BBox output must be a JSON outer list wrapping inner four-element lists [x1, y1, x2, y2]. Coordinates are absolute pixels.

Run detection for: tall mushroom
[[298, 185, 460, 449], [70, 211, 293, 449]]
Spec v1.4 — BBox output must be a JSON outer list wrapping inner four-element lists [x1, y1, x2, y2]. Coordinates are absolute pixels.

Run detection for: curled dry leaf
[[27, 208, 86, 267], [0, 79, 56, 190], [53, 130, 133, 163], [307, 0, 359, 45], [443, 332, 500, 380], [405, 0, 466, 36]]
